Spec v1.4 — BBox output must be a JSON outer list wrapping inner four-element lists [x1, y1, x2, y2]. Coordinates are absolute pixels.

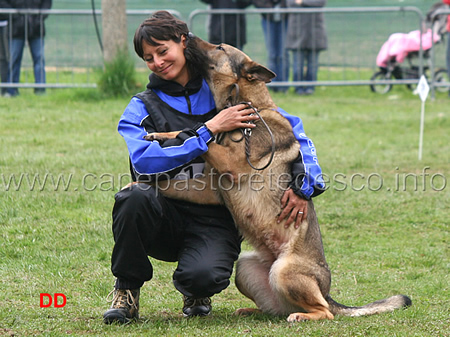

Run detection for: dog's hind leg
[[270, 255, 334, 321], [234, 251, 288, 316]]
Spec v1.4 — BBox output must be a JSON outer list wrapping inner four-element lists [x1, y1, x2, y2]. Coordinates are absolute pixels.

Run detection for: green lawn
[[0, 84, 448, 336]]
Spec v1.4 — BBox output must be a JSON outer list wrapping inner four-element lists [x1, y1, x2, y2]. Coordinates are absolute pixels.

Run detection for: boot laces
[[107, 289, 138, 310], [184, 296, 211, 307]]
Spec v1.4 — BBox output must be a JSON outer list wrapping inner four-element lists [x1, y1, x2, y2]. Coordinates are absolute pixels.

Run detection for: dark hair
[[134, 11, 209, 79]]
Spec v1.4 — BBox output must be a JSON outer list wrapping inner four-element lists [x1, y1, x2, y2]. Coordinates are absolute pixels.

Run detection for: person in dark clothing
[[200, 0, 252, 50], [0, 0, 52, 96], [253, 0, 290, 92], [0, 19, 8, 96], [103, 11, 325, 324], [286, 0, 327, 95]]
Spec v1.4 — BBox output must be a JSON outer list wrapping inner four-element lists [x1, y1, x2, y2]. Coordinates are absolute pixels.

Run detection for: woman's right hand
[[205, 103, 259, 135]]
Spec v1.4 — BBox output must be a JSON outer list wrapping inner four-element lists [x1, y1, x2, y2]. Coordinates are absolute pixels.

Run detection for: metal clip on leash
[[243, 107, 254, 138], [224, 83, 275, 171], [241, 102, 275, 171]]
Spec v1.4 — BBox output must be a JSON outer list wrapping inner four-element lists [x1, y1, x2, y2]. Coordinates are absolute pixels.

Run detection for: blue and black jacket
[[118, 73, 325, 200]]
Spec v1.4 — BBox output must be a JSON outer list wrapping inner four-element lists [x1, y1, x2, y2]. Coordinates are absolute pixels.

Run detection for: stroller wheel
[[370, 71, 394, 94], [433, 69, 450, 93]]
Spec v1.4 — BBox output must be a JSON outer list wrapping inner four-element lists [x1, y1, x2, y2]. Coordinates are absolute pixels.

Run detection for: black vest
[[130, 83, 217, 183]]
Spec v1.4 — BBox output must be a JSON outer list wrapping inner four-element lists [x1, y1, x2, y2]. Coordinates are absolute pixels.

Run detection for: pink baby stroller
[[370, 3, 449, 94]]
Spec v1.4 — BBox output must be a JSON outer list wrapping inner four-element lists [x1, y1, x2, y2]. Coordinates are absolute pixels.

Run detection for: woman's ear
[[181, 34, 187, 48]]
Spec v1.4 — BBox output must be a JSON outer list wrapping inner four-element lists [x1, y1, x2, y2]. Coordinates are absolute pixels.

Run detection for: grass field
[[0, 82, 449, 336]]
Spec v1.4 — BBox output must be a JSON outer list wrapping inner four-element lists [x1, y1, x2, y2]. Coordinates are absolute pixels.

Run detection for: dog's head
[[194, 38, 276, 109]]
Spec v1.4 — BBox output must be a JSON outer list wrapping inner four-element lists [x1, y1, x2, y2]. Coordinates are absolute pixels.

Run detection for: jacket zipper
[[185, 89, 192, 114]]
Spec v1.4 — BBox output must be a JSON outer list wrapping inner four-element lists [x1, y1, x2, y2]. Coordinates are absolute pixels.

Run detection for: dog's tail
[[326, 294, 412, 317]]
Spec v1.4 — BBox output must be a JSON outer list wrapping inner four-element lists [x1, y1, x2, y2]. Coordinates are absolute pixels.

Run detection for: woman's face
[[142, 36, 189, 86]]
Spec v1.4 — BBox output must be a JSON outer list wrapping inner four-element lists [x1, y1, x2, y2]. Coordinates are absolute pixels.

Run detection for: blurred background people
[[0, 0, 52, 96], [0, 18, 8, 96], [443, 0, 450, 96], [253, 0, 289, 92], [200, 0, 252, 50], [286, 0, 327, 95]]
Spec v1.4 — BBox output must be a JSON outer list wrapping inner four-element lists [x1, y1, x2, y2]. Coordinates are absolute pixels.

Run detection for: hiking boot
[[182, 296, 212, 317], [103, 288, 140, 324]]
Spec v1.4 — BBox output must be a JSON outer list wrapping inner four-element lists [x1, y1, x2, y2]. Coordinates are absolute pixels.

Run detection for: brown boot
[[103, 288, 140, 324]]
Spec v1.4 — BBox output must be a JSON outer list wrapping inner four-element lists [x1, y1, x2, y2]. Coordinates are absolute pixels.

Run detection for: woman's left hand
[[277, 188, 308, 229]]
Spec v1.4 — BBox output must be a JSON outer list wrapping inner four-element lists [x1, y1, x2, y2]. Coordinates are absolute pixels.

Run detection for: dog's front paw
[[143, 133, 163, 142], [144, 131, 181, 142]]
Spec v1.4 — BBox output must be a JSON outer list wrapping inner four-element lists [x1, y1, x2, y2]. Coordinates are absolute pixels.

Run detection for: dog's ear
[[244, 63, 276, 83]]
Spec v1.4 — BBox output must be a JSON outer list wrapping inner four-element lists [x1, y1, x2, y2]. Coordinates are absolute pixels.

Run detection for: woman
[[286, 0, 327, 95], [104, 11, 325, 324]]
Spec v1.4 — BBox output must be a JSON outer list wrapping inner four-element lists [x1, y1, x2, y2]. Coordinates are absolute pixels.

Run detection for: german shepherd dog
[[145, 38, 412, 322]]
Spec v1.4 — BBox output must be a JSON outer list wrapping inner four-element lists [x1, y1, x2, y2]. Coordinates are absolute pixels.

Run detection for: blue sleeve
[[278, 108, 326, 199], [118, 98, 214, 176]]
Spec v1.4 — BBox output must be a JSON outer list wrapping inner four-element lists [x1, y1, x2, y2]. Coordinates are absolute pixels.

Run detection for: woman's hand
[[277, 188, 308, 229], [205, 103, 259, 135]]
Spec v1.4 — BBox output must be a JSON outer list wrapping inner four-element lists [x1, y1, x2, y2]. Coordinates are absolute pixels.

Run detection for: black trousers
[[110, 183, 241, 298]]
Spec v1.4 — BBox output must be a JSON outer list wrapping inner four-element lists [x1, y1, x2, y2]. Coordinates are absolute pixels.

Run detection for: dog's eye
[[216, 45, 225, 51]]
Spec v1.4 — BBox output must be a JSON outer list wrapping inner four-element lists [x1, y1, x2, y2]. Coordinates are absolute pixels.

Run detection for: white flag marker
[[417, 75, 429, 161]]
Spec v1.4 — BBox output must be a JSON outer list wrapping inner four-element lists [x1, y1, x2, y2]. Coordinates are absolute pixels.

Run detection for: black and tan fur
[[144, 38, 412, 322]]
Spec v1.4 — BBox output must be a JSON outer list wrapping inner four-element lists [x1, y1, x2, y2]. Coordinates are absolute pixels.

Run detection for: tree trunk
[[101, 0, 128, 63]]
